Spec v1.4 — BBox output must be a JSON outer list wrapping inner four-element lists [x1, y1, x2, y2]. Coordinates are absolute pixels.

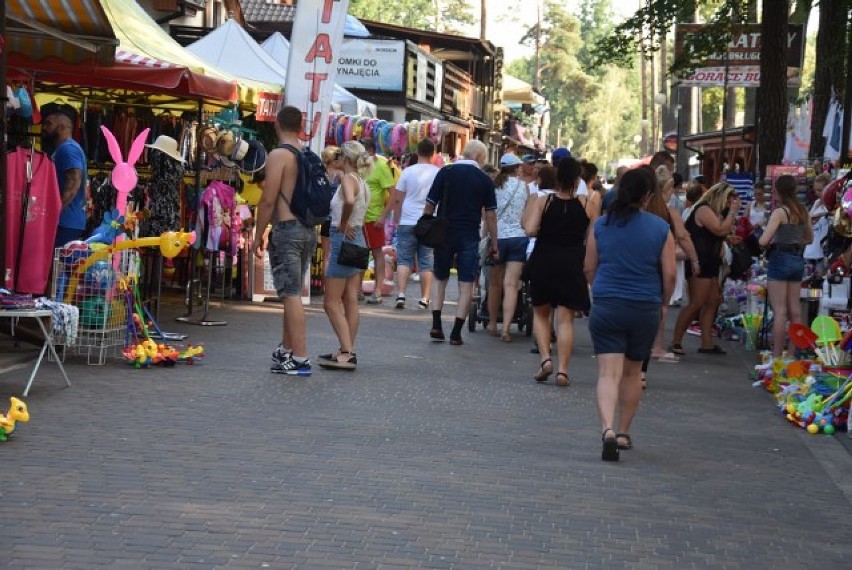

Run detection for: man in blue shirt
[[423, 140, 498, 345], [42, 106, 87, 246]]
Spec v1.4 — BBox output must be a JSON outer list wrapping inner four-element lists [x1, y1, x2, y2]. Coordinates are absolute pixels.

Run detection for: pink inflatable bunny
[[100, 126, 150, 218]]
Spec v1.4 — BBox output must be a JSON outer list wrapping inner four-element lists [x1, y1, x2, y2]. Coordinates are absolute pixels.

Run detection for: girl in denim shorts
[[759, 175, 813, 357]]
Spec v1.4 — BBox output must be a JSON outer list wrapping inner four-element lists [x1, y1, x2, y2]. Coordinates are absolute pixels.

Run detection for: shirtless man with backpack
[[253, 106, 328, 376]]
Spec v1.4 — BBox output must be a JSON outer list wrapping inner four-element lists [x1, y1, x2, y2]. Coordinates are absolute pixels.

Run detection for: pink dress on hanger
[[5, 148, 62, 294], [201, 180, 239, 256]]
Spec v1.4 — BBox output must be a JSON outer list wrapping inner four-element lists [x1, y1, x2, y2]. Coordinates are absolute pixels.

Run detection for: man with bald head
[[423, 139, 497, 345], [42, 106, 88, 246]]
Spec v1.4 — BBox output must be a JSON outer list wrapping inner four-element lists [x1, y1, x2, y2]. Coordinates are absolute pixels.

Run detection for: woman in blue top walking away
[[584, 170, 677, 462]]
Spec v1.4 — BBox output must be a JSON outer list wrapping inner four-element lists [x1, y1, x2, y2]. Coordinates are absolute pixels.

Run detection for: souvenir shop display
[[52, 231, 195, 364], [141, 135, 186, 237], [0, 397, 30, 443], [325, 113, 445, 156]]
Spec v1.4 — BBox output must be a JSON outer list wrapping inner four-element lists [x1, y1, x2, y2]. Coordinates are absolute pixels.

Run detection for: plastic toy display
[[0, 397, 30, 442]]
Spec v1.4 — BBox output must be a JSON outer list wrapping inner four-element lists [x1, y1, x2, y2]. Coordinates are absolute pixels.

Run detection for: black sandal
[[616, 433, 633, 450], [534, 358, 553, 382], [555, 372, 570, 386], [602, 428, 619, 462], [697, 345, 726, 355], [669, 343, 685, 356]]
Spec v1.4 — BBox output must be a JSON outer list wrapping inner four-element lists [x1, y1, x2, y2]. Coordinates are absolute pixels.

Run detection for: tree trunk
[[757, 2, 788, 177], [480, 0, 486, 40], [809, 0, 848, 159], [675, 0, 698, 176], [744, 0, 758, 125]]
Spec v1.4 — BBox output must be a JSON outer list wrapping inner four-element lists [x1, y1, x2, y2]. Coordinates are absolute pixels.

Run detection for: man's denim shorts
[[267, 220, 317, 299], [396, 225, 434, 272]]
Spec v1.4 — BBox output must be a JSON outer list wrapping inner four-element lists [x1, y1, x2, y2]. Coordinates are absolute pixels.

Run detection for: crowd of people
[[254, 106, 840, 462]]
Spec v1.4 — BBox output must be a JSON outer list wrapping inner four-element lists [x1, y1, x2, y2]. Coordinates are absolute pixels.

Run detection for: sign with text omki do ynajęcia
[[285, 0, 351, 152]]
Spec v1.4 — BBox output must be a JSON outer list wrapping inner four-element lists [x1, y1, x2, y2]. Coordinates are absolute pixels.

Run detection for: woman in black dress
[[522, 157, 598, 386]]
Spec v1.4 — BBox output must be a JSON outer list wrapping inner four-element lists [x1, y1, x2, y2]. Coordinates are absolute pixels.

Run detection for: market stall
[[3, 1, 282, 366]]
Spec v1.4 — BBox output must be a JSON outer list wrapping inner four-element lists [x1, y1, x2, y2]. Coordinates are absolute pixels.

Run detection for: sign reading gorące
[[674, 24, 805, 87]]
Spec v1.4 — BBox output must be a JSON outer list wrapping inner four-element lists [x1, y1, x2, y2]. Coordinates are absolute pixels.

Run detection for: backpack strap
[[276, 143, 301, 213]]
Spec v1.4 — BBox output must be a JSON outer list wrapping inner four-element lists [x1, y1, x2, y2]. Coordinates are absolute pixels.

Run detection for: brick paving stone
[[0, 294, 851, 567]]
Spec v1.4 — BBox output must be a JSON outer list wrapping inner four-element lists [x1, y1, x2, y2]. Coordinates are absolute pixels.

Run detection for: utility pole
[[640, 0, 649, 155], [534, 1, 542, 92], [480, 0, 487, 40]]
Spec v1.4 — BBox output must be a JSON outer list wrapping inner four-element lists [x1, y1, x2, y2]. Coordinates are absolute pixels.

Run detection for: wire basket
[[51, 246, 139, 365]]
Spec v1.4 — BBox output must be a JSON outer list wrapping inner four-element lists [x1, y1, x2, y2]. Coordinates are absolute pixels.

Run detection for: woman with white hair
[[319, 141, 373, 370]]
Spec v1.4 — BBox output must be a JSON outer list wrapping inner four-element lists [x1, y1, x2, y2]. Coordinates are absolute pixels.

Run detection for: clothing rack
[[176, 250, 227, 326]]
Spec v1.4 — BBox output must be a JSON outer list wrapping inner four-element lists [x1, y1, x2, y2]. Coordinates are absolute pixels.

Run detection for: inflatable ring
[[407, 120, 418, 153], [366, 118, 378, 139], [427, 119, 438, 143], [391, 124, 407, 156], [356, 116, 369, 139], [419, 121, 428, 143], [346, 115, 359, 140], [328, 113, 344, 144], [335, 116, 348, 146], [379, 123, 393, 156]]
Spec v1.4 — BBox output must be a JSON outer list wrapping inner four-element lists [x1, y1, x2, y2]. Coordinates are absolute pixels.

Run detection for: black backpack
[[279, 144, 333, 227]]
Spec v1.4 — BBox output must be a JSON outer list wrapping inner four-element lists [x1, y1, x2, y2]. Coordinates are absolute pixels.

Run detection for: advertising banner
[[255, 91, 283, 123], [336, 39, 405, 92], [285, 0, 350, 151], [674, 24, 805, 87]]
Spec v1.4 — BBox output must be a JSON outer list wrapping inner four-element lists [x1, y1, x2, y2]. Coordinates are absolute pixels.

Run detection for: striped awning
[[6, 0, 118, 65], [115, 49, 175, 69]]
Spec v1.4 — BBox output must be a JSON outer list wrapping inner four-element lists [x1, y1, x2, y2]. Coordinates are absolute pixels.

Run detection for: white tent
[[187, 20, 376, 117], [260, 32, 376, 117]]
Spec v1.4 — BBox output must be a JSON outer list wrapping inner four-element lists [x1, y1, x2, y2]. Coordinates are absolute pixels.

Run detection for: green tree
[[349, 0, 473, 33], [592, 0, 803, 176], [523, 2, 598, 153], [576, 0, 616, 76], [505, 0, 641, 167], [576, 66, 643, 166]]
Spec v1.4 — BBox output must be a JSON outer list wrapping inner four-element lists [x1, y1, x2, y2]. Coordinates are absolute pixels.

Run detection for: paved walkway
[[1, 290, 850, 568]]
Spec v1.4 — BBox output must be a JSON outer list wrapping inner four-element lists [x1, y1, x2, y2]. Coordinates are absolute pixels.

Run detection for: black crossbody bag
[[414, 166, 451, 248]]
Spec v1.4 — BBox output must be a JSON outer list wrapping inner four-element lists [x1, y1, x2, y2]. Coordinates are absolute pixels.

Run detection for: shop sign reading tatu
[[256, 92, 283, 123], [336, 39, 405, 92], [285, 0, 350, 151]]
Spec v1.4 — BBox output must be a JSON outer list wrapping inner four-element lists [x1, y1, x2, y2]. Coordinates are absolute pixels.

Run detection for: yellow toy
[[178, 345, 205, 364], [0, 397, 30, 442]]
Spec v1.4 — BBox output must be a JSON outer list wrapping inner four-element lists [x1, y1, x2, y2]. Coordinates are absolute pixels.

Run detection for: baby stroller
[[468, 258, 533, 335]]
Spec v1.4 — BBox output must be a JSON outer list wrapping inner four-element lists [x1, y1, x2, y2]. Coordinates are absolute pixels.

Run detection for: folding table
[[0, 309, 71, 396]]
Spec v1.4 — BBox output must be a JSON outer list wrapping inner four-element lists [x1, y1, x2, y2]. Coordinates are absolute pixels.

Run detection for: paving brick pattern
[[1, 296, 850, 568]]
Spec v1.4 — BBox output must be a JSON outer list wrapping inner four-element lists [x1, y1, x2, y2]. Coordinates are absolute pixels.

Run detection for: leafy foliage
[[591, 0, 751, 75], [507, 0, 643, 168], [348, 0, 474, 33]]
